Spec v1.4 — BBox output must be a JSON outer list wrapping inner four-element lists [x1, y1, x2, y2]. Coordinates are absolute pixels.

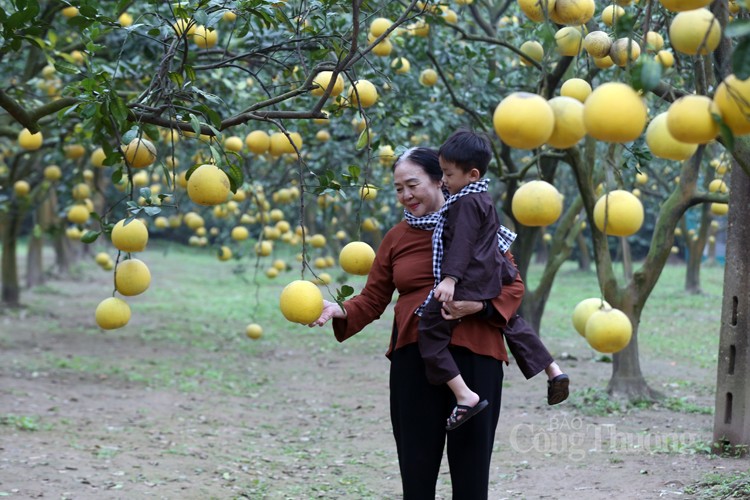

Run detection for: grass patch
[[685, 469, 750, 498], [1, 414, 43, 431]]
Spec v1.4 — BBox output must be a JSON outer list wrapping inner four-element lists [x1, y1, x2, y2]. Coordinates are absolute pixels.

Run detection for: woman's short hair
[[392, 147, 442, 182]]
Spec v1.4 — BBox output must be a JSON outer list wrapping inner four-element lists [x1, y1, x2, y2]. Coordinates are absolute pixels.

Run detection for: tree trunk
[[25, 230, 45, 288], [1, 211, 23, 307], [684, 240, 703, 294], [620, 237, 632, 280], [608, 308, 664, 400], [713, 163, 750, 452], [576, 231, 591, 271]]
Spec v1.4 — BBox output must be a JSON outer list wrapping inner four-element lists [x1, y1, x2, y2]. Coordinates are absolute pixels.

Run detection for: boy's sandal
[[548, 374, 570, 406], [445, 399, 489, 431]]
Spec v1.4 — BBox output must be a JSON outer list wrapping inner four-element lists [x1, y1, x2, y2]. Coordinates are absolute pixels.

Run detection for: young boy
[[416, 129, 569, 431]]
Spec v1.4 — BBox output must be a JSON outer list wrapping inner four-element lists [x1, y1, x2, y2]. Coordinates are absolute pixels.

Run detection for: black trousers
[[390, 343, 503, 500]]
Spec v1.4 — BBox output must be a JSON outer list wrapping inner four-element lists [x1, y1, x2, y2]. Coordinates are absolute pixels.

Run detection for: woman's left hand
[[441, 300, 483, 320]]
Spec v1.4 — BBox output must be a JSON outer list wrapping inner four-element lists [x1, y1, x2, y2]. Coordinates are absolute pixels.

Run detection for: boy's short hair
[[438, 129, 492, 176]]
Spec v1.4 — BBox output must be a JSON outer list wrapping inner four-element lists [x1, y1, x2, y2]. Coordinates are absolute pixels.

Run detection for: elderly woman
[[312, 147, 524, 499]]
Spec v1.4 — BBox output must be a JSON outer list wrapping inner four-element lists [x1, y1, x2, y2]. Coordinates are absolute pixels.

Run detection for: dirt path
[[0, 250, 746, 499]]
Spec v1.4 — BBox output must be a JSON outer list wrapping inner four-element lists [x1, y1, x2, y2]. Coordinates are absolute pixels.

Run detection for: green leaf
[[189, 114, 202, 135], [732, 36, 750, 80], [713, 113, 735, 151], [81, 231, 101, 244], [226, 163, 244, 192], [143, 206, 161, 216], [355, 128, 369, 150], [139, 187, 152, 199], [54, 60, 79, 75], [111, 167, 123, 184], [725, 20, 750, 38], [335, 285, 354, 304]]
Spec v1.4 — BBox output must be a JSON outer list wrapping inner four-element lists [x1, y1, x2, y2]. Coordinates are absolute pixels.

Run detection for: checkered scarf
[[404, 178, 517, 316]]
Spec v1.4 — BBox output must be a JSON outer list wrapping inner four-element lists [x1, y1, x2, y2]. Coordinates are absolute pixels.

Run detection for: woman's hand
[[441, 300, 483, 320], [309, 299, 347, 327]]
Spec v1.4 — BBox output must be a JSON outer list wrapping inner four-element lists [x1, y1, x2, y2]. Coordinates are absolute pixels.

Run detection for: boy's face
[[439, 157, 481, 195]]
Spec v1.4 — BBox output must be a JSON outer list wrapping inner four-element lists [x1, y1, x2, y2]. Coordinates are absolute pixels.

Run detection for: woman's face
[[393, 159, 444, 217]]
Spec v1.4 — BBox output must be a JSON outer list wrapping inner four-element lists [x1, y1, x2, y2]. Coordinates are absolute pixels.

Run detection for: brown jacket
[[333, 220, 525, 361]]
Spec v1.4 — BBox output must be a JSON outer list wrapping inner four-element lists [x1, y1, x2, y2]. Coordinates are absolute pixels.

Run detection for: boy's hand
[[433, 277, 455, 302]]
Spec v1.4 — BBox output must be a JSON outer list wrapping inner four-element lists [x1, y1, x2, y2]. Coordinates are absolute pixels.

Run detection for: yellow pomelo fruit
[[560, 78, 592, 102], [371, 37, 393, 57], [572, 297, 611, 336], [279, 280, 324, 324], [391, 57, 410, 74], [609, 38, 640, 67], [635, 172, 649, 185], [551, 0, 595, 25], [601, 5, 625, 26], [193, 26, 218, 48], [119, 12, 133, 26], [585, 307, 632, 353], [218, 246, 232, 261], [714, 74, 750, 136], [644, 31, 664, 51], [67, 204, 90, 224], [222, 11, 237, 22], [95, 297, 131, 330], [511, 180, 563, 226], [312, 71, 344, 97], [361, 217, 379, 232], [555, 26, 583, 56], [669, 9, 721, 56], [72, 183, 90, 200], [583, 31, 612, 58], [115, 258, 151, 296], [546, 96, 587, 149], [347, 80, 379, 108], [14, 180, 30, 196], [95, 252, 111, 266], [231, 226, 249, 241], [360, 184, 378, 201], [659, 0, 712, 11], [493, 92, 554, 149], [309, 234, 326, 248], [246, 323, 263, 339], [419, 69, 439, 87], [517, 0, 556, 22], [44, 165, 62, 181], [593, 190, 644, 236], [339, 241, 376, 275], [62, 6, 79, 17], [18, 128, 43, 150], [122, 138, 157, 169], [710, 203, 729, 216], [224, 136, 244, 152], [519, 40, 544, 66], [370, 17, 392, 37], [666, 95, 719, 144], [173, 18, 197, 36], [91, 147, 107, 167], [187, 164, 231, 206], [645, 112, 699, 161], [255, 240, 273, 256], [593, 55, 615, 69], [266, 267, 279, 278], [111, 218, 149, 252], [583, 82, 647, 143], [273, 259, 286, 271], [245, 130, 270, 154], [655, 50, 674, 67], [64, 144, 86, 159], [269, 132, 302, 155], [132, 170, 149, 187], [708, 179, 728, 193]]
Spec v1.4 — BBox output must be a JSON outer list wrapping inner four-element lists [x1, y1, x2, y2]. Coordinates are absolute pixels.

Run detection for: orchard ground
[[1, 243, 748, 499]]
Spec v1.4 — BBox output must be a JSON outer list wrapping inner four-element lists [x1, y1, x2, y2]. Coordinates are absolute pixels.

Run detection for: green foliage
[[685, 469, 750, 498], [0, 414, 42, 431]]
